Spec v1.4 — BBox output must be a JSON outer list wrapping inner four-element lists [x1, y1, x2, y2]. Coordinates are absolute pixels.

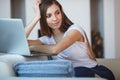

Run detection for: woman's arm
[[25, 17, 40, 38], [25, 0, 41, 38], [29, 29, 84, 54], [28, 39, 44, 46], [29, 30, 96, 60]]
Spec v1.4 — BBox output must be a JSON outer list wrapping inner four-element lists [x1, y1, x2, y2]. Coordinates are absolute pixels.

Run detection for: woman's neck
[[53, 29, 64, 43]]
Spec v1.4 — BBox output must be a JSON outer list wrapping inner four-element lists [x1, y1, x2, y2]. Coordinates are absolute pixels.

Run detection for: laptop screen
[[0, 18, 30, 56]]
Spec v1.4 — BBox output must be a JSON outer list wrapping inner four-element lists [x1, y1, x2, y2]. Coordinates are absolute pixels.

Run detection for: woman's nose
[[52, 15, 57, 21]]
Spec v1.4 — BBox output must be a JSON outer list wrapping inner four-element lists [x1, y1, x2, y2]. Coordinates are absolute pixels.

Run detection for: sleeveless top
[[39, 24, 97, 68]]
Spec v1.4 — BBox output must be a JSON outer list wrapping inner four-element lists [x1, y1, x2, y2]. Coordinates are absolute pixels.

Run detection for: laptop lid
[[0, 18, 30, 56]]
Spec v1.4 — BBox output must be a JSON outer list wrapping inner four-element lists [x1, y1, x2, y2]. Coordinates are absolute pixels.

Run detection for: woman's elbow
[[51, 47, 61, 55]]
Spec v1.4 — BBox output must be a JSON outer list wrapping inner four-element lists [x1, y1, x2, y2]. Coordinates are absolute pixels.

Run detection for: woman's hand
[[33, 0, 42, 19]]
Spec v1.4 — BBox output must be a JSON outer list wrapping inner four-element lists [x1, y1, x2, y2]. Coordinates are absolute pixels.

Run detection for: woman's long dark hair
[[40, 0, 73, 37]]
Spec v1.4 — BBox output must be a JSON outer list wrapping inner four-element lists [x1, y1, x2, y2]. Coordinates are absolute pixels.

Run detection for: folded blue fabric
[[13, 60, 74, 77]]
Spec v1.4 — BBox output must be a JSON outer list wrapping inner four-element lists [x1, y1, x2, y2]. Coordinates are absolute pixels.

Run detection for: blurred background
[[0, 0, 120, 59]]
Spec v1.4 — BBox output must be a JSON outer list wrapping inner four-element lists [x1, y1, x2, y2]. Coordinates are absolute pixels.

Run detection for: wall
[[115, 0, 120, 58], [98, 0, 104, 38], [103, 0, 120, 58], [103, 0, 116, 58], [0, 0, 11, 18]]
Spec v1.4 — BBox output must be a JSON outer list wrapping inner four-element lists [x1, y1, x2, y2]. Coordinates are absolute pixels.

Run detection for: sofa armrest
[[0, 54, 48, 77], [0, 62, 16, 77], [0, 54, 26, 76], [0, 54, 26, 66]]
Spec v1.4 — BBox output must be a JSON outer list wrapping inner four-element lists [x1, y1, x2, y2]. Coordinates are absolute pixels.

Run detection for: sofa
[[0, 54, 119, 80]]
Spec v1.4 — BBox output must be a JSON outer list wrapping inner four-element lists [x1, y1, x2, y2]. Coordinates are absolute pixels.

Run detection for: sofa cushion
[[97, 59, 120, 80], [13, 60, 74, 77]]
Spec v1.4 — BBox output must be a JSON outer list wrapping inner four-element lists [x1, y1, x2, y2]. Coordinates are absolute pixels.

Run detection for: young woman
[[25, 0, 115, 79]]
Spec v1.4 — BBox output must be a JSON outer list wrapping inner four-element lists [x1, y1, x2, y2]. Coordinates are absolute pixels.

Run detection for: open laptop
[[0, 18, 32, 56]]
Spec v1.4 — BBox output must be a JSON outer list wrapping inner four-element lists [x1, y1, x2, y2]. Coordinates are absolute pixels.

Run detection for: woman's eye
[[46, 14, 51, 18], [56, 11, 60, 15]]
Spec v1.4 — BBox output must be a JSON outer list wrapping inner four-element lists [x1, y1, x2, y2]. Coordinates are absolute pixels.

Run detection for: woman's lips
[[53, 22, 59, 26]]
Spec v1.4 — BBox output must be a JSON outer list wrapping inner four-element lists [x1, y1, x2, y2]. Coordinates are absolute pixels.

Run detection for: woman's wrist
[[34, 16, 40, 22]]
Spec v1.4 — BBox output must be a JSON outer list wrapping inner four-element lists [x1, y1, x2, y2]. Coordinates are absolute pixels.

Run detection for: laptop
[[0, 18, 31, 56]]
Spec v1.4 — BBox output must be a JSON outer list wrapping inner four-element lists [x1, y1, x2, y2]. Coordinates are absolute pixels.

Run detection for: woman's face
[[46, 4, 62, 30]]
